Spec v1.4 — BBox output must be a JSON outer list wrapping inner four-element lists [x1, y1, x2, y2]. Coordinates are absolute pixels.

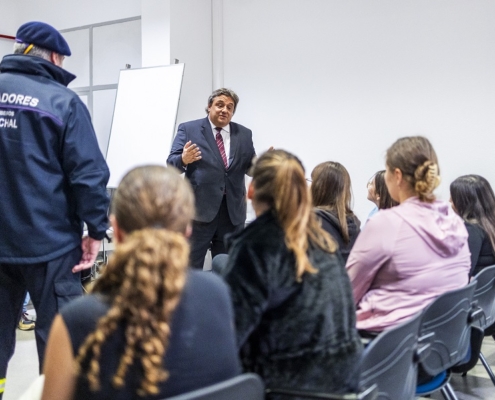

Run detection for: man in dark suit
[[167, 88, 256, 269]]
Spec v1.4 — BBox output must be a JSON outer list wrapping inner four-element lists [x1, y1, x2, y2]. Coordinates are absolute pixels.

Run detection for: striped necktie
[[215, 127, 228, 168]]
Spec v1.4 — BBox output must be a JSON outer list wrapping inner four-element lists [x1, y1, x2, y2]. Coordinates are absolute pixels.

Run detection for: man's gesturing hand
[[182, 141, 202, 165]]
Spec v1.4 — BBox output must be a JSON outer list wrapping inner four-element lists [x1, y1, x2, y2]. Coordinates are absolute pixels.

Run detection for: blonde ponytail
[[251, 150, 337, 280]]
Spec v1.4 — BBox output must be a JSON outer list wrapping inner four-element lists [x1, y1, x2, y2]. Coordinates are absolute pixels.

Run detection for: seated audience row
[[39, 136, 495, 399], [346, 136, 471, 333]]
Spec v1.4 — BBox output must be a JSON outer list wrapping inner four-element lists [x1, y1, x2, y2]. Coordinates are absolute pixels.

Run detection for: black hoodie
[[315, 209, 361, 264]]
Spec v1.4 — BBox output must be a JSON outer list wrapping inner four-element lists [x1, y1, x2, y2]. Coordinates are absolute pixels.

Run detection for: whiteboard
[[106, 64, 184, 187]]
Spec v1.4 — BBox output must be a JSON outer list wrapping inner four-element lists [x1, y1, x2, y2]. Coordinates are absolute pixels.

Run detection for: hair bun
[[414, 161, 440, 201]]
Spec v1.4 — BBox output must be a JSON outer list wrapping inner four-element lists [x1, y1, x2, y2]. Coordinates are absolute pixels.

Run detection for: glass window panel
[[92, 89, 117, 156], [78, 95, 88, 107], [63, 29, 90, 88]]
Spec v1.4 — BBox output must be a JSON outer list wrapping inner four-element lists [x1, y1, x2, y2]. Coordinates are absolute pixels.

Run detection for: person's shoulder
[[179, 117, 208, 128], [230, 121, 252, 134], [465, 222, 486, 238], [59, 294, 108, 322], [236, 211, 282, 245], [365, 206, 400, 227], [186, 270, 231, 301]]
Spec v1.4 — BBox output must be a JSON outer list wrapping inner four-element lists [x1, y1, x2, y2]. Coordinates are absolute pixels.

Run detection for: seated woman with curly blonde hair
[[346, 136, 471, 334], [41, 166, 241, 400]]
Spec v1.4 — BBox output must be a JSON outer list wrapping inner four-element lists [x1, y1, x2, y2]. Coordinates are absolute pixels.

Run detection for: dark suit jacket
[[167, 117, 255, 225]]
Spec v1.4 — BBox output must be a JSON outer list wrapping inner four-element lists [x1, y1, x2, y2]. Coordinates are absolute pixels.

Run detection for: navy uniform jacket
[[0, 55, 109, 263], [167, 117, 255, 225]]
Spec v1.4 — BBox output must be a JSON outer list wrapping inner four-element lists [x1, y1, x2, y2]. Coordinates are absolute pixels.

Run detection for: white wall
[[223, 0, 495, 221], [142, 0, 213, 128], [142, 0, 171, 67], [170, 0, 213, 125], [7, 0, 141, 30]]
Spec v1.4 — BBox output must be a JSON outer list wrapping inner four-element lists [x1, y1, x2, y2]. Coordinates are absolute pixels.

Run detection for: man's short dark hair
[[206, 88, 239, 114]]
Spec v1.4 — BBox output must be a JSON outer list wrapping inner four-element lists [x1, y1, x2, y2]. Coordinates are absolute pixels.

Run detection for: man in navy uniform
[[167, 89, 256, 269], [0, 21, 109, 396]]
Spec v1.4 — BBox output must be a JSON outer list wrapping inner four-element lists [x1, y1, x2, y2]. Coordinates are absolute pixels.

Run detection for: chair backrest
[[165, 373, 264, 400], [359, 311, 422, 400], [418, 281, 477, 377], [472, 265, 495, 330]]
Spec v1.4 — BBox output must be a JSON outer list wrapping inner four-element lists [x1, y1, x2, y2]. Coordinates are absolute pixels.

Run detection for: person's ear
[[394, 168, 403, 186], [110, 215, 125, 243], [50, 52, 63, 67], [247, 181, 255, 200]]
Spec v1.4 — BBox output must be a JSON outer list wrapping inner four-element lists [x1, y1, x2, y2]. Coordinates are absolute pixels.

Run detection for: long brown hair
[[251, 150, 337, 280], [311, 161, 355, 243], [75, 165, 195, 396], [450, 175, 495, 256], [386, 136, 440, 203]]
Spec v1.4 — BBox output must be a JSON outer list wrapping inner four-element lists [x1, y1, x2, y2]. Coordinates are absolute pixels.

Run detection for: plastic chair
[[359, 310, 423, 400], [452, 265, 495, 384], [416, 281, 481, 400], [266, 310, 424, 400], [165, 373, 264, 400], [472, 265, 495, 330]]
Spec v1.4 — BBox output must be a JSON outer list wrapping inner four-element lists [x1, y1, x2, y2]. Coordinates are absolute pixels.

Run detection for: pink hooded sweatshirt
[[346, 196, 470, 332]]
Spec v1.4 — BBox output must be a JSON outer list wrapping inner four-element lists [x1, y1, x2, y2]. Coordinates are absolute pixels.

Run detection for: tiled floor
[[4, 318, 495, 399]]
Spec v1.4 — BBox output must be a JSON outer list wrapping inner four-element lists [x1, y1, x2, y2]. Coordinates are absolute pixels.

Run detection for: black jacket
[[315, 209, 361, 264], [166, 117, 255, 225], [223, 210, 362, 395], [0, 55, 109, 263], [465, 222, 495, 277]]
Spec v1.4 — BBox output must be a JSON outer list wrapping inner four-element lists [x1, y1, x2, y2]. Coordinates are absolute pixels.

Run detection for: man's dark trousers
[[0, 246, 82, 384], [190, 196, 243, 269]]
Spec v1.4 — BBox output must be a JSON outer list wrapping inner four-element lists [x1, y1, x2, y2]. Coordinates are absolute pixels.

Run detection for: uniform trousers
[[190, 196, 243, 269], [0, 246, 82, 398]]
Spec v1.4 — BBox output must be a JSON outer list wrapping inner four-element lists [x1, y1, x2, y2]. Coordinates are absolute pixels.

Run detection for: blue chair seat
[[416, 371, 447, 395]]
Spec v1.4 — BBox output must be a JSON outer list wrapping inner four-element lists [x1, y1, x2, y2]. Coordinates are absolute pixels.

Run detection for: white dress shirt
[[209, 118, 230, 166]]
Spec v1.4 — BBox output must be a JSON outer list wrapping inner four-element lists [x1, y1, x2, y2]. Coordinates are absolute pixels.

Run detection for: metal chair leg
[[441, 383, 458, 400], [479, 352, 495, 386]]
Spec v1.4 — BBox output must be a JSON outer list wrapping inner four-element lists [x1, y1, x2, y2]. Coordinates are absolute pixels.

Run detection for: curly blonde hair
[[74, 165, 194, 396], [250, 150, 337, 280], [386, 136, 440, 203]]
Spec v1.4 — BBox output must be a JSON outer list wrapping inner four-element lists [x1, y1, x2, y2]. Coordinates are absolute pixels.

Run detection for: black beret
[[16, 21, 71, 56]]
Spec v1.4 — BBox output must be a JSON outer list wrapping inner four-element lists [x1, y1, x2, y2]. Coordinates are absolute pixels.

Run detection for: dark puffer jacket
[[0, 54, 109, 263], [223, 210, 362, 396]]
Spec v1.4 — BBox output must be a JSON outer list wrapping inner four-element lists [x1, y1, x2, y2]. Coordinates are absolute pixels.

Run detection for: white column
[[141, 0, 171, 67], [211, 0, 224, 89]]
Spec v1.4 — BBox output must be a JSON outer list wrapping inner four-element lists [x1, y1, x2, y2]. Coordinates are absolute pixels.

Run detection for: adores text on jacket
[[0, 92, 39, 107]]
